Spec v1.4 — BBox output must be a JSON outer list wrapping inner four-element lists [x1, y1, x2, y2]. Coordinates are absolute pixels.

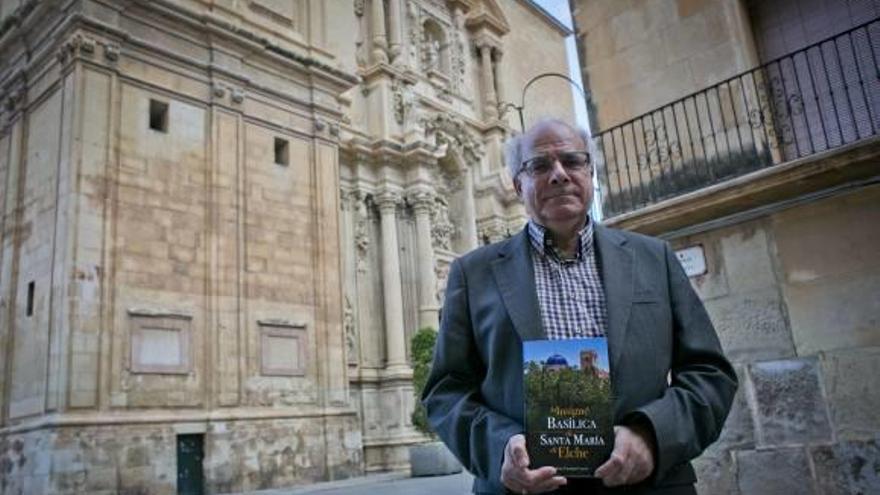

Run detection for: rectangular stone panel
[[750, 357, 832, 446], [259, 321, 307, 376], [702, 288, 795, 362], [811, 438, 880, 495], [129, 313, 192, 374], [784, 272, 880, 356], [773, 186, 880, 355], [820, 347, 880, 440], [693, 450, 738, 495], [736, 447, 815, 494]]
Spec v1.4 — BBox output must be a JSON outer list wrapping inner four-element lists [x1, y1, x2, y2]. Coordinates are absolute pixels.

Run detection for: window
[[26, 281, 34, 317], [274, 137, 289, 166], [149, 99, 169, 132]]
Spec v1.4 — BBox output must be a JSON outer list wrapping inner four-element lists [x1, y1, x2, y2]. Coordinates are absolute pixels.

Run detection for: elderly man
[[422, 119, 737, 494]]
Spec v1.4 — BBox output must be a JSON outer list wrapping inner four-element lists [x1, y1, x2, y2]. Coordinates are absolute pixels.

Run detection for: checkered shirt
[[527, 218, 609, 340]]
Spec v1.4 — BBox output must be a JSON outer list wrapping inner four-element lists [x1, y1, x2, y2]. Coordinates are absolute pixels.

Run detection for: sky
[[523, 338, 610, 372]]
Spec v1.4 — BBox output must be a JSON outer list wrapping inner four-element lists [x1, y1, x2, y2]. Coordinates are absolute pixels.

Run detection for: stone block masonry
[[0, 415, 362, 495]]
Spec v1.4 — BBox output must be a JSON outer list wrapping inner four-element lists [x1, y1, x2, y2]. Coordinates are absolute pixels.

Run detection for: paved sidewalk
[[231, 470, 475, 495]]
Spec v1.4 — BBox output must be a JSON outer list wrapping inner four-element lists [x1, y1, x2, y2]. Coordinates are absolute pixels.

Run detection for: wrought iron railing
[[594, 19, 880, 217]]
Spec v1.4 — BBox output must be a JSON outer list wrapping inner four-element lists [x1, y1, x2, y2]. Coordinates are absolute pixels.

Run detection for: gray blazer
[[422, 224, 737, 494]]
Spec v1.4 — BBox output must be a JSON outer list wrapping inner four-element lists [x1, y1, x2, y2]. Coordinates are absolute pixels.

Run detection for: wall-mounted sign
[[675, 245, 707, 278]]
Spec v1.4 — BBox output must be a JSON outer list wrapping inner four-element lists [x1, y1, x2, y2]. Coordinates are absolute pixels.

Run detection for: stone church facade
[[0, 0, 573, 493]]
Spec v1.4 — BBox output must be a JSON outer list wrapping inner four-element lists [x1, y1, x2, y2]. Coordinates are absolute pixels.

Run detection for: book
[[523, 337, 614, 477]]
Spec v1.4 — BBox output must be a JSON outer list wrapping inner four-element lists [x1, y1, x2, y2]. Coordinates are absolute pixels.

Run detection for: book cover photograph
[[523, 338, 614, 477]]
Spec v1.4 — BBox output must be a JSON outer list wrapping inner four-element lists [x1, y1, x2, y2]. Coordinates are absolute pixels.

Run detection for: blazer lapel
[[595, 225, 634, 369], [491, 228, 545, 341]]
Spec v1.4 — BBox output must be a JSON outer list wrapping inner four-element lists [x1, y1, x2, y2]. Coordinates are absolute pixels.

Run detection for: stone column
[[411, 191, 439, 328], [388, 0, 402, 63], [493, 48, 505, 115], [478, 42, 498, 120], [376, 191, 408, 371], [460, 167, 479, 250], [450, 4, 468, 96], [371, 0, 389, 64]]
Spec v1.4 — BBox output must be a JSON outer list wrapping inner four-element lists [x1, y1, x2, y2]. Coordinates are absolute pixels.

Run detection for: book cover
[[523, 338, 614, 477]]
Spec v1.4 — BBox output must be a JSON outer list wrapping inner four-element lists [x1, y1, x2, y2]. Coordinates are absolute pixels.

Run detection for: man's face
[[514, 122, 593, 228]]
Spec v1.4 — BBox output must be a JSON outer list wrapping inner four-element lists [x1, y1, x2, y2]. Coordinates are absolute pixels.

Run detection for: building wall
[[571, 0, 880, 492], [572, 0, 759, 131], [0, 0, 360, 492], [747, 0, 880, 61], [672, 184, 880, 494]]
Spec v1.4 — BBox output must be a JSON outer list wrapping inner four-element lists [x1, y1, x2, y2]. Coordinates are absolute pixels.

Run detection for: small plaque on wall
[[675, 245, 707, 277], [259, 320, 307, 376]]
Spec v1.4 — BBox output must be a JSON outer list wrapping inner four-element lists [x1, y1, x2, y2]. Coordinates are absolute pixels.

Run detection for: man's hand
[[595, 424, 656, 487], [500, 434, 567, 494]]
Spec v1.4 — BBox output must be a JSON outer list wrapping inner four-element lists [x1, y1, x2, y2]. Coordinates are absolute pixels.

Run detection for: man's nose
[[547, 158, 571, 183]]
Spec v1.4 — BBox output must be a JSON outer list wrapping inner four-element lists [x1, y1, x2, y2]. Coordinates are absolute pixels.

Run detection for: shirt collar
[[527, 216, 594, 261]]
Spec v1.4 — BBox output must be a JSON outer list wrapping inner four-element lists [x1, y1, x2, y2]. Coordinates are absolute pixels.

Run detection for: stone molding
[[477, 217, 510, 244], [56, 33, 96, 66], [605, 138, 880, 237], [422, 112, 483, 163], [407, 189, 435, 213], [375, 190, 404, 212]]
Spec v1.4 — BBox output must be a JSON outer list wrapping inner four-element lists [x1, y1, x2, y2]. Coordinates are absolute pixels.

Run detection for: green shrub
[[411, 327, 438, 437]]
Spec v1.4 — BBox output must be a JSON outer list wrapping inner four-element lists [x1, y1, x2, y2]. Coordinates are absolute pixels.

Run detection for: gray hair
[[503, 118, 594, 180]]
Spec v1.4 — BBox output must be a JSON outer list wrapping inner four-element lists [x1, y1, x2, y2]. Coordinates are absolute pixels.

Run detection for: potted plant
[[409, 326, 463, 477]]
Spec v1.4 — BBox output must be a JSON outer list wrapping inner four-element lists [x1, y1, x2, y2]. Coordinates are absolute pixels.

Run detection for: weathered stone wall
[[571, 1, 880, 489], [670, 184, 880, 494], [0, 0, 360, 492], [571, 0, 759, 131], [0, 414, 361, 495]]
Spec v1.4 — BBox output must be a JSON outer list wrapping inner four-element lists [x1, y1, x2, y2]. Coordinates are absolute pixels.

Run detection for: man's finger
[[595, 452, 624, 482], [532, 475, 567, 493], [513, 443, 530, 468], [502, 435, 529, 492], [612, 458, 635, 487], [519, 467, 563, 494]]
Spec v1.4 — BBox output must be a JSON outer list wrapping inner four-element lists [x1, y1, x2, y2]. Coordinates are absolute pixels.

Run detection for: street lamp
[[499, 72, 589, 132]]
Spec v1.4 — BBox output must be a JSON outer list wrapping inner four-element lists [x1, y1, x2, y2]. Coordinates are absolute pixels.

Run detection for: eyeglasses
[[519, 151, 591, 177]]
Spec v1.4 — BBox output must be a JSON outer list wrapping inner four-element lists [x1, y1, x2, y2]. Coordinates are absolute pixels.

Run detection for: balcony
[[594, 19, 880, 234]]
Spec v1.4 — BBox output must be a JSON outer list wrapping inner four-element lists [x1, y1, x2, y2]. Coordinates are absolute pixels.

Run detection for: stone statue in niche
[[429, 195, 455, 251], [434, 262, 450, 306], [392, 78, 414, 126], [354, 192, 372, 273], [424, 38, 440, 71], [407, 1, 421, 66], [453, 38, 466, 89], [344, 295, 358, 364], [354, 0, 367, 66]]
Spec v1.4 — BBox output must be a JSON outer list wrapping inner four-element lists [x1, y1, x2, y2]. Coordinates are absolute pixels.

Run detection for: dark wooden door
[[177, 434, 204, 495]]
